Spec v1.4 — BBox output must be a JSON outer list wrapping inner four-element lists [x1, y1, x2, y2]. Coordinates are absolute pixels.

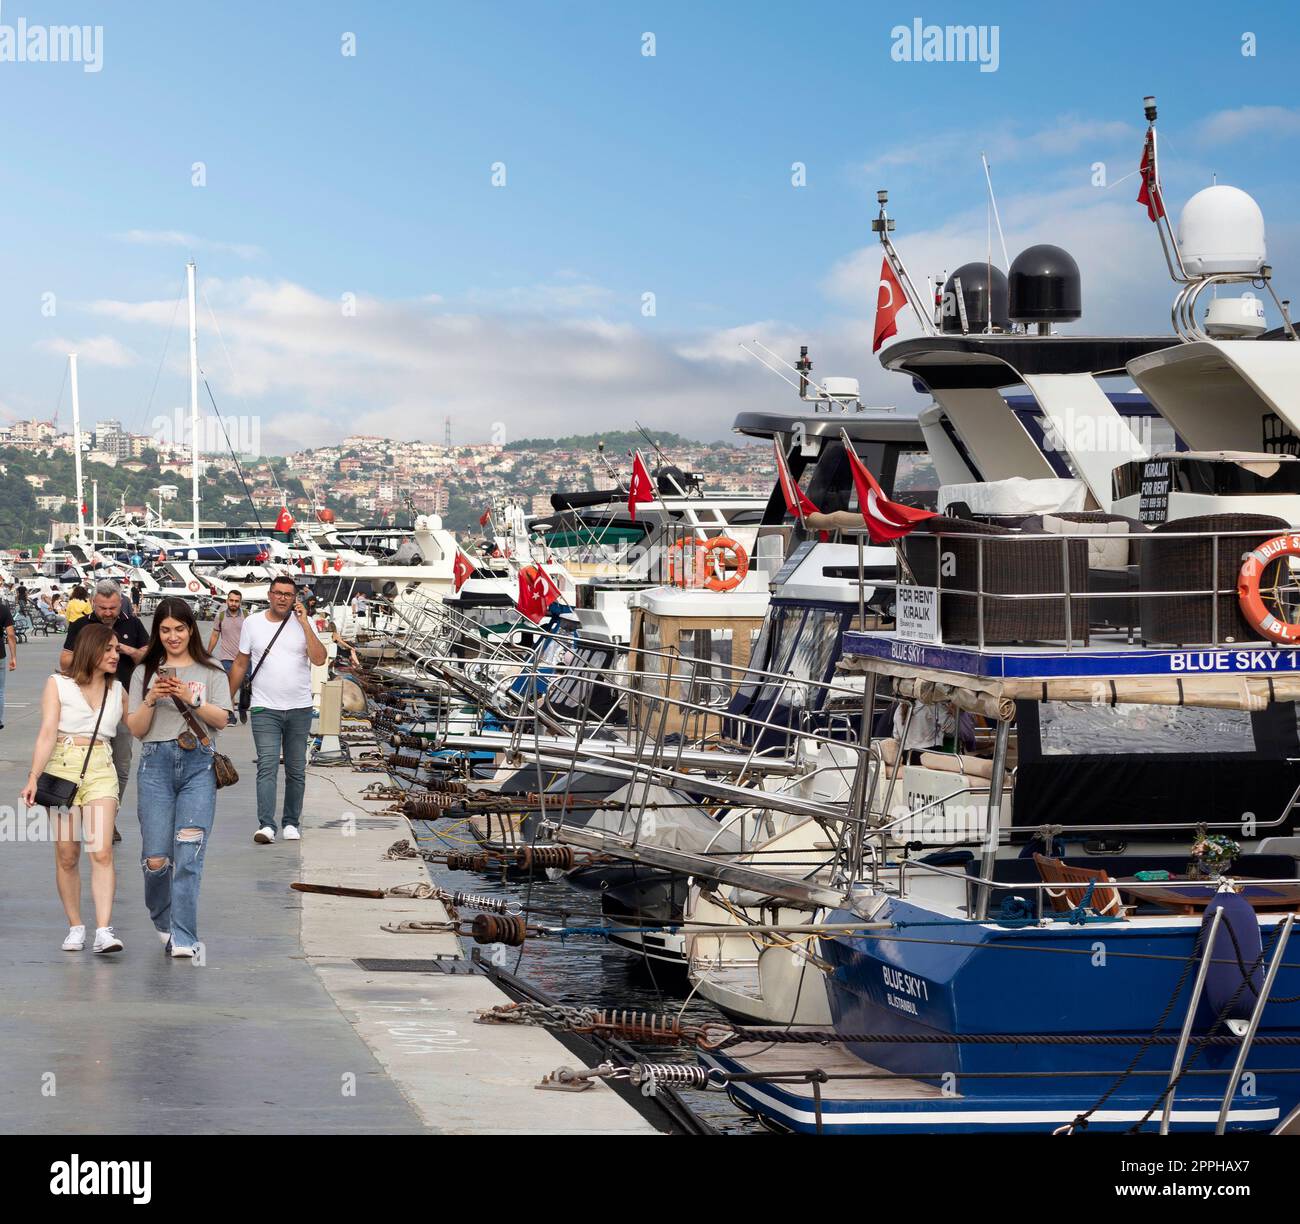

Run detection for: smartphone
[[159, 667, 177, 681]]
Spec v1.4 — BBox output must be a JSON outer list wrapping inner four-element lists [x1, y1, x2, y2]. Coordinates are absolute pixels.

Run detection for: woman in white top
[[20, 621, 127, 954]]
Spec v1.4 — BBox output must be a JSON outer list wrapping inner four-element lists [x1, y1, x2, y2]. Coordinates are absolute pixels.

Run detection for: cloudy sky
[[2, 2, 1299, 453]]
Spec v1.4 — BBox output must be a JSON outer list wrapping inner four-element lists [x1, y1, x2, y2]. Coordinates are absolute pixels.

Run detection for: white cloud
[[1196, 106, 1300, 146], [35, 335, 142, 368], [114, 230, 263, 260]]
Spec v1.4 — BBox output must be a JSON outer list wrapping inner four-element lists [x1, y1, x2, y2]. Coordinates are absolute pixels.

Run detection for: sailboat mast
[[69, 353, 85, 541], [187, 259, 201, 539]]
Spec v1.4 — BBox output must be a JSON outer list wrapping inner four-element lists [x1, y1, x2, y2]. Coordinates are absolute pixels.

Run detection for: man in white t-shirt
[[227, 575, 327, 844]]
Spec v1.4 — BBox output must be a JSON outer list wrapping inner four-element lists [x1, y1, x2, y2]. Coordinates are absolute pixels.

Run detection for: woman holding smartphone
[[126, 597, 232, 958], [21, 621, 126, 954]]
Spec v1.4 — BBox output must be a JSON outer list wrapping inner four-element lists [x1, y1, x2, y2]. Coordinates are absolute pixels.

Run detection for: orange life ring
[[187, 580, 200, 593], [702, 536, 748, 593], [1237, 533, 1300, 643]]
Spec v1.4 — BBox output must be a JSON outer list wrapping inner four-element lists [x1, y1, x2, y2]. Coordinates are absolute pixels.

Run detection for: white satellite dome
[[1177, 185, 1266, 277]]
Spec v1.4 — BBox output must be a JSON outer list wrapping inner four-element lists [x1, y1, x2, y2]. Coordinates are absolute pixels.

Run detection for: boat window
[[678, 628, 735, 707], [638, 616, 667, 699], [891, 447, 939, 495], [781, 608, 841, 709], [1038, 701, 1255, 755]]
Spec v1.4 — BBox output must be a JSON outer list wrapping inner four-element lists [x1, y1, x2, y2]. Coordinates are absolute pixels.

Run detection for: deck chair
[[1032, 853, 1122, 917]]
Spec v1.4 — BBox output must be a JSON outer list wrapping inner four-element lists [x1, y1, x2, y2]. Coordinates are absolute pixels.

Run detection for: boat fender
[[1201, 891, 1263, 1021]]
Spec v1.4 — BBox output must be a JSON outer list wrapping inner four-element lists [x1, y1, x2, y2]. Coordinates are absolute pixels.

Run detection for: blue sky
[[2, 1, 1299, 450]]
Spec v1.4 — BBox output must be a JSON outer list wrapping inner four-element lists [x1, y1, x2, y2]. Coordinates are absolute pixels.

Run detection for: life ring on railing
[[1237, 533, 1300, 643], [187, 580, 201, 593], [703, 536, 748, 592]]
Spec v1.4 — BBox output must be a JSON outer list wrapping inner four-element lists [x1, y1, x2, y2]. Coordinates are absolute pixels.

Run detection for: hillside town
[[0, 416, 774, 548]]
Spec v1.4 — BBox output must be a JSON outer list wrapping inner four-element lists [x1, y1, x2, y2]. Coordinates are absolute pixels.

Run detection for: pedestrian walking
[[126, 597, 233, 958], [207, 589, 250, 724], [61, 579, 149, 805], [0, 597, 15, 729], [21, 622, 127, 954], [227, 575, 326, 843]]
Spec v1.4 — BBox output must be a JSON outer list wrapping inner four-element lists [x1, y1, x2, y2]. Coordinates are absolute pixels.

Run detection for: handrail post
[[1211, 533, 1220, 647], [976, 535, 985, 651], [972, 716, 1011, 920], [1159, 904, 1224, 1135], [1215, 912, 1295, 1135]]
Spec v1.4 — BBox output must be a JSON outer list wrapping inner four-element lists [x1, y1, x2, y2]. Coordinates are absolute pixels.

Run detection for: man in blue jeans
[[226, 575, 327, 844]]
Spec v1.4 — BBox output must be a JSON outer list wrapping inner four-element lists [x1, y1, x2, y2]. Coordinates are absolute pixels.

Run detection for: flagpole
[[872, 190, 935, 334]]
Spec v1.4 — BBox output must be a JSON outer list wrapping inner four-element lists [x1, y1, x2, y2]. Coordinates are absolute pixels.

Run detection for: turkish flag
[[479, 508, 491, 527], [773, 437, 819, 519], [872, 257, 907, 353], [516, 563, 562, 623], [453, 549, 476, 592], [627, 452, 654, 521], [1137, 134, 1165, 222], [841, 428, 936, 544], [274, 507, 295, 532]]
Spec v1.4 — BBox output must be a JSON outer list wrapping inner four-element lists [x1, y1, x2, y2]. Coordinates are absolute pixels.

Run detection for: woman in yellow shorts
[[21, 621, 127, 954]]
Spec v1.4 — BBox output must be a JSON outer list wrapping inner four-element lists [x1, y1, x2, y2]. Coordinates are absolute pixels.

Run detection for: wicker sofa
[[1139, 512, 1290, 646], [902, 515, 1090, 645]]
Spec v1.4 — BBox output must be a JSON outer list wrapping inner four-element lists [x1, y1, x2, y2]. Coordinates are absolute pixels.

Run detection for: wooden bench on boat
[[1032, 854, 1123, 916]]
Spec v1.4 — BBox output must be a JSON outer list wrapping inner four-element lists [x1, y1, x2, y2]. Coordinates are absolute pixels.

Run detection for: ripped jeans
[[137, 738, 218, 950]]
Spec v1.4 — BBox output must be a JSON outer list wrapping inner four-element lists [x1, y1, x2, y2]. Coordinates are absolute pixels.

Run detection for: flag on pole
[[873, 257, 908, 353], [1137, 132, 1165, 222], [453, 549, 476, 593], [516, 563, 562, 623], [627, 451, 654, 521], [274, 507, 295, 532], [772, 437, 820, 520], [479, 507, 492, 527], [841, 428, 937, 543]]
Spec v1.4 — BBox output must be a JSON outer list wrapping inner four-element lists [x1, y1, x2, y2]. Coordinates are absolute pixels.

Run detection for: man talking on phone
[[227, 575, 327, 844]]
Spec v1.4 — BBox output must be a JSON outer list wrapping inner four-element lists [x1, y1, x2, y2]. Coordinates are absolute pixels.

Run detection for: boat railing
[[843, 523, 1299, 650]]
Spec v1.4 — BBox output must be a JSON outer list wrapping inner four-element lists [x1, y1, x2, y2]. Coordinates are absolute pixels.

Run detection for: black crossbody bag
[[34, 682, 110, 811]]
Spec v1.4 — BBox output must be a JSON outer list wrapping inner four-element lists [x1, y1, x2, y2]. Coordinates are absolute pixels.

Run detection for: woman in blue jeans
[[125, 598, 233, 957]]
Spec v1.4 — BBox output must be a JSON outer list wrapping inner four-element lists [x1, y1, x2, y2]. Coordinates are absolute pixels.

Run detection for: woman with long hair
[[20, 622, 126, 954], [125, 597, 232, 957]]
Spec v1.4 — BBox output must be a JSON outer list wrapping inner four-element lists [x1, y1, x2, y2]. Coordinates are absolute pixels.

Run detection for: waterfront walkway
[[0, 637, 655, 1135]]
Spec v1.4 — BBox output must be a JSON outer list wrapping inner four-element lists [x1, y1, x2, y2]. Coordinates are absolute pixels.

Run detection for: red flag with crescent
[[1136, 132, 1165, 222], [872, 257, 907, 353], [627, 452, 654, 521], [841, 428, 936, 543], [453, 549, 476, 593], [773, 437, 819, 519], [274, 507, 295, 532], [516, 563, 562, 623]]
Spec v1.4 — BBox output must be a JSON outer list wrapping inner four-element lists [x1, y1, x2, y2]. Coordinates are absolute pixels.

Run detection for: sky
[[2, 1, 1299, 454]]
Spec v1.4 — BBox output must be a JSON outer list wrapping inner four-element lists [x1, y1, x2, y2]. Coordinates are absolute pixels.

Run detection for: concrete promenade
[[0, 635, 656, 1135]]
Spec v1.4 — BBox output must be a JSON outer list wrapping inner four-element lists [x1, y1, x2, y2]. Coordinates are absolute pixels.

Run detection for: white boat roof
[[630, 583, 770, 619]]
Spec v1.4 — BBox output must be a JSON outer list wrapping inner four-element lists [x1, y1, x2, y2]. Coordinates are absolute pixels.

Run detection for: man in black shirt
[[62, 580, 149, 809], [0, 599, 15, 730]]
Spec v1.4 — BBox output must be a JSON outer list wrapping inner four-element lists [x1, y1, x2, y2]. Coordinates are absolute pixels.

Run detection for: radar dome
[[1008, 244, 1082, 324], [1177, 185, 1266, 276], [941, 263, 1010, 334]]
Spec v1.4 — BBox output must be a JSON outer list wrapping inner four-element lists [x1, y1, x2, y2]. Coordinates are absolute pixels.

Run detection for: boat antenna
[[980, 152, 1011, 270], [634, 421, 690, 496]]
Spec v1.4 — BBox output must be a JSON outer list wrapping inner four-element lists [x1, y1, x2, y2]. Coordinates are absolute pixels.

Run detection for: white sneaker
[[93, 926, 124, 954], [254, 827, 275, 844], [283, 825, 301, 841], [170, 945, 197, 959], [62, 925, 86, 952], [158, 930, 171, 945]]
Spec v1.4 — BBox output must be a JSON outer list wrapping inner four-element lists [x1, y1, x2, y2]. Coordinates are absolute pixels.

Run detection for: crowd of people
[[6, 576, 332, 957]]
